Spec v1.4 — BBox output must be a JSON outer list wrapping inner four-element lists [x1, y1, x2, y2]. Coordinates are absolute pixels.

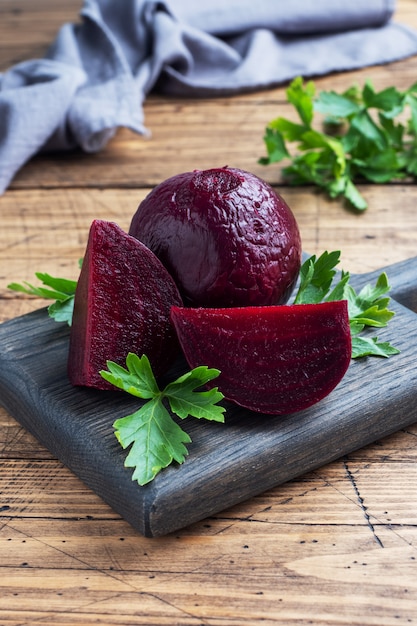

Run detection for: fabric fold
[[158, 22, 417, 96], [1, 0, 417, 194], [171, 0, 397, 35]]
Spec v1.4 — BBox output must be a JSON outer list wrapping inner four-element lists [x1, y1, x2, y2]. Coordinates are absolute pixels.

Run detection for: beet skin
[[68, 220, 183, 390], [129, 167, 302, 307]]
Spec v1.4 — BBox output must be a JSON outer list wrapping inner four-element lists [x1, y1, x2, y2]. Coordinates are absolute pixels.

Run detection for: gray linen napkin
[[1, 0, 417, 194]]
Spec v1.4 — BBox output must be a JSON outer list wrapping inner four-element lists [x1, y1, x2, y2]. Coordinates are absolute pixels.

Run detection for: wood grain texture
[[0, 261, 416, 537], [3, 2, 417, 191], [1, 0, 417, 622], [0, 0, 83, 71], [2, 183, 417, 323]]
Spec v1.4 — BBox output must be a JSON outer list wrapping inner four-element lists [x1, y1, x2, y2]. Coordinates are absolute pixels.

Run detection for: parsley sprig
[[293, 251, 400, 358], [259, 76, 417, 210], [100, 354, 225, 485], [7, 265, 81, 326]]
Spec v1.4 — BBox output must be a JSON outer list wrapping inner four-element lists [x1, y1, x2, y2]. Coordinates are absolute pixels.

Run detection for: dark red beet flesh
[[129, 167, 302, 308], [68, 220, 183, 390], [170, 301, 352, 415]]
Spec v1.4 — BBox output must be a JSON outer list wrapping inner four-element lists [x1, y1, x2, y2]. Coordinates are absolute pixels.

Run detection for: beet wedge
[[68, 220, 183, 390], [170, 301, 351, 415]]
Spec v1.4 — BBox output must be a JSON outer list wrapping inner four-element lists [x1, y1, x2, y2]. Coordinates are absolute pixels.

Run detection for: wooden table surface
[[1, 1, 417, 624]]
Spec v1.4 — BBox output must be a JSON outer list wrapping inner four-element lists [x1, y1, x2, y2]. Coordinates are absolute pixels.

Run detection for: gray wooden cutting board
[[0, 258, 416, 537]]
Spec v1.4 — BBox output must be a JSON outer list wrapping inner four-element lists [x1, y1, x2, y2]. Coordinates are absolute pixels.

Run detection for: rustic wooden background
[[0, 1, 417, 624]]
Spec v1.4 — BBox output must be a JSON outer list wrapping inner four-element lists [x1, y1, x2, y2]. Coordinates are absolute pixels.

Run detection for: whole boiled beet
[[129, 167, 302, 307]]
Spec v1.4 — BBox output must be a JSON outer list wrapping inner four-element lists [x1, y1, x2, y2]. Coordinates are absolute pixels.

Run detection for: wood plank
[[0, 268, 416, 536], [0, 413, 56, 459], [2, 185, 417, 323], [10, 458, 417, 625], [6, 60, 417, 191], [1, 0, 417, 622], [0, 0, 83, 70], [1, 1, 417, 191], [2, 455, 416, 528], [0, 518, 415, 625], [3, 401, 416, 462]]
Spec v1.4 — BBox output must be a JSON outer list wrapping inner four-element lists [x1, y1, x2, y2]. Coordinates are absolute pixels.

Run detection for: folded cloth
[[1, 0, 417, 194]]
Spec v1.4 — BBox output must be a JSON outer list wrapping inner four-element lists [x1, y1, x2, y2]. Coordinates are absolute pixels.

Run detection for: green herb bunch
[[259, 76, 417, 210], [293, 251, 399, 359]]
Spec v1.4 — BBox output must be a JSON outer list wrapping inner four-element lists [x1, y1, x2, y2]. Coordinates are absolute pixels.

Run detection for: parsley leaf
[[351, 336, 401, 359], [293, 250, 343, 304], [293, 252, 399, 359], [7, 271, 79, 326], [260, 77, 417, 210], [100, 353, 225, 485]]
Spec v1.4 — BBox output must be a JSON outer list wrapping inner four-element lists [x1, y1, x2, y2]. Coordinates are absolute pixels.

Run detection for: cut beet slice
[[68, 220, 183, 390], [170, 301, 351, 415]]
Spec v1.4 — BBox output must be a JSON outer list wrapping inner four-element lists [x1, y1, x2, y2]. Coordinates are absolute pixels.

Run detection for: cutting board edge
[[2, 364, 416, 538], [147, 398, 417, 536], [1, 294, 417, 538]]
